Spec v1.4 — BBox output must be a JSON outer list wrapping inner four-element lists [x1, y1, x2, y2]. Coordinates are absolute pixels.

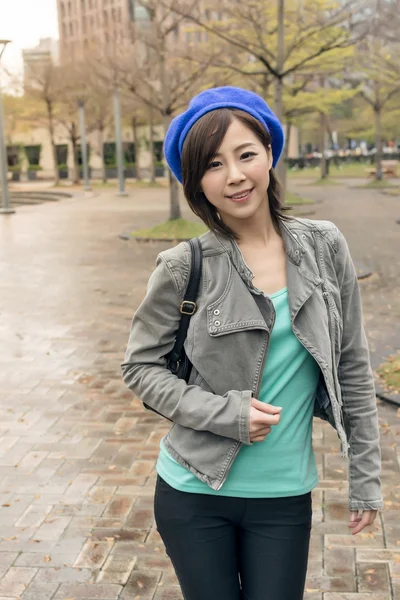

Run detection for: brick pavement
[[0, 185, 399, 599]]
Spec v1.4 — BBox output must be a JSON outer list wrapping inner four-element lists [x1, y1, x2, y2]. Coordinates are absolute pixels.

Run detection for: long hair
[[181, 108, 290, 239]]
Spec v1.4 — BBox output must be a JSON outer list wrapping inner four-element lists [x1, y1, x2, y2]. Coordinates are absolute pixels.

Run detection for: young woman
[[122, 87, 383, 600]]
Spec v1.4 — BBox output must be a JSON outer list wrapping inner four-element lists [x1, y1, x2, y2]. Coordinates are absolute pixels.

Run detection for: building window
[[173, 24, 179, 40], [195, 30, 202, 42], [185, 31, 192, 43], [81, 0, 85, 9], [205, 9, 210, 20], [68, 1, 71, 16], [62, 22, 67, 36], [82, 15, 87, 33], [118, 7, 121, 22], [103, 10, 108, 25], [70, 21, 73, 35], [61, 1, 65, 18]]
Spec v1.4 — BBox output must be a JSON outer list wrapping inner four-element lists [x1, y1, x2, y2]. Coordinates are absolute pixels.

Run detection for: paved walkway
[[0, 184, 399, 600]]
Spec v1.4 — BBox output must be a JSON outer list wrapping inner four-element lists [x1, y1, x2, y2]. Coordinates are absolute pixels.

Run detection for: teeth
[[231, 191, 250, 199]]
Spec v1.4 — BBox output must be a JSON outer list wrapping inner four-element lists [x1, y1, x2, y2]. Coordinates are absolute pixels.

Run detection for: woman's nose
[[226, 162, 246, 184]]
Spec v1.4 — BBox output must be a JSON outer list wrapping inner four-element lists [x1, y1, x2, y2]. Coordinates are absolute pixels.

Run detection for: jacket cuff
[[239, 390, 253, 445], [349, 499, 384, 511]]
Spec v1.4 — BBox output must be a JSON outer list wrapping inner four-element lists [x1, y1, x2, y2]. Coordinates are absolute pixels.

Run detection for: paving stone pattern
[[0, 186, 399, 599]]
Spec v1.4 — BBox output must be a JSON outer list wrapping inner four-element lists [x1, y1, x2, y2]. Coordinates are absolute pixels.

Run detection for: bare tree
[[112, 0, 225, 220], [25, 63, 65, 184], [348, 0, 400, 179]]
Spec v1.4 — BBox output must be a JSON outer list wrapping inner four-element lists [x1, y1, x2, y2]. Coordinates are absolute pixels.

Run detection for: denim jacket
[[121, 217, 383, 511]]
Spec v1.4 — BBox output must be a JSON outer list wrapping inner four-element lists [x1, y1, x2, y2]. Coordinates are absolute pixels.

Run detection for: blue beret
[[164, 86, 285, 184]]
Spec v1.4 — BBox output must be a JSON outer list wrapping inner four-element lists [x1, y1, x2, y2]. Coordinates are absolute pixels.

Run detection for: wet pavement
[[0, 183, 399, 599]]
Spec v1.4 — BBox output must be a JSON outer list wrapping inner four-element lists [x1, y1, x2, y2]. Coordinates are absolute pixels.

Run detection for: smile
[[227, 188, 254, 202]]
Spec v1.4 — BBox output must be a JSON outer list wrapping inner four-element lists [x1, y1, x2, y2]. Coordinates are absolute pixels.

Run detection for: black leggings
[[154, 476, 312, 600]]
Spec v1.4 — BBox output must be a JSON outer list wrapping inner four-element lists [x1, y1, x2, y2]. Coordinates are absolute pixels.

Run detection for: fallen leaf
[[44, 556, 51, 563]]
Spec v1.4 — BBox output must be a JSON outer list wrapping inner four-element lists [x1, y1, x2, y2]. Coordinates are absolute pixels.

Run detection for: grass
[[55, 179, 167, 190], [285, 191, 315, 205], [381, 188, 400, 196], [353, 180, 396, 189], [288, 162, 399, 180], [377, 354, 400, 394], [130, 218, 208, 240]]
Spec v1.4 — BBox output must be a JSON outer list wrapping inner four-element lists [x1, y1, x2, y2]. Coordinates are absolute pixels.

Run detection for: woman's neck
[[224, 202, 279, 247]]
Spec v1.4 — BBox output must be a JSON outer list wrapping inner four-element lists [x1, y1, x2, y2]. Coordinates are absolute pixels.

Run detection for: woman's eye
[[241, 152, 257, 160], [207, 161, 221, 169]]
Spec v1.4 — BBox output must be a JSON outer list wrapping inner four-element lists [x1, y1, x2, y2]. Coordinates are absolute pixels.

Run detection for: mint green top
[[156, 287, 320, 498]]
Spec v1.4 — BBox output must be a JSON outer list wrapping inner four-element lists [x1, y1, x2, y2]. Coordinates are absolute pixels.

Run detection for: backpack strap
[[167, 238, 203, 373]]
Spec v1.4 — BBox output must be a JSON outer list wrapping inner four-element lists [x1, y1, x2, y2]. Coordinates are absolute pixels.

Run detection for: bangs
[[182, 109, 234, 192]]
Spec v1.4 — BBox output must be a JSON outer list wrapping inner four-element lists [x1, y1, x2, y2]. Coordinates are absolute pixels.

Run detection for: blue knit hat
[[164, 86, 285, 184]]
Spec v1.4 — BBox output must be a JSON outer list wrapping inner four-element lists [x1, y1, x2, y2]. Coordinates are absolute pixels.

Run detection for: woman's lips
[[227, 188, 254, 203]]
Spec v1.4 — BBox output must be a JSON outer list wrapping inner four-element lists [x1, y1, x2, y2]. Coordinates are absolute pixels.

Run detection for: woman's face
[[200, 117, 273, 225]]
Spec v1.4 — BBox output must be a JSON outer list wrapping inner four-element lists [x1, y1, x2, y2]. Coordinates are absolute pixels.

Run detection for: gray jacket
[[122, 217, 383, 511]]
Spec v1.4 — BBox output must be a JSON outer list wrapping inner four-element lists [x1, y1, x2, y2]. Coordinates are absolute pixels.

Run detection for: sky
[[0, 0, 59, 80]]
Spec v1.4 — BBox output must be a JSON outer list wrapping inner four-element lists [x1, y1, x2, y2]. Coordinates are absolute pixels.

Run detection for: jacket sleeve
[[121, 252, 252, 445], [335, 228, 383, 511]]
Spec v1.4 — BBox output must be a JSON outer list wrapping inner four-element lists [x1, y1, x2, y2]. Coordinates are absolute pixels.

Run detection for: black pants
[[154, 475, 312, 600]]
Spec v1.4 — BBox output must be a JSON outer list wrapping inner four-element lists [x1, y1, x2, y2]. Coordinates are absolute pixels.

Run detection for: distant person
[[122, 87, 383, 600]]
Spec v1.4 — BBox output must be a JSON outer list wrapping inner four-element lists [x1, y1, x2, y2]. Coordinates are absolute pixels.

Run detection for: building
[[56, 0, 140, 64], [22, 38, 59, 90]]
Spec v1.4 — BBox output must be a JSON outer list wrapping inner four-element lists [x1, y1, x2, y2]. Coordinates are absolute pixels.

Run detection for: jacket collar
[[204, 218, 307, 284]]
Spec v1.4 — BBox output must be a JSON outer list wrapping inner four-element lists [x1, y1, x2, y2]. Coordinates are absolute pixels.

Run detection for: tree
[[168, 0, 366, 181], [25, 63, 65, 184], [56, 65, 97, 184], [111, 0, 224, 220], [348, 1, 400, 179]]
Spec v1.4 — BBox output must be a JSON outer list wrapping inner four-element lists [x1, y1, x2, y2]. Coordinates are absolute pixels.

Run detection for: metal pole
[[113, 87, 128, 196], [0, 42, 15, 215], [78, 100, 91, 192]]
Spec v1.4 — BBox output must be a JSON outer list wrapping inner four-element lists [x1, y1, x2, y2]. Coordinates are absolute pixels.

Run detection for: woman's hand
[[249, 399, 282, 442], [348, 510, 378, 535]]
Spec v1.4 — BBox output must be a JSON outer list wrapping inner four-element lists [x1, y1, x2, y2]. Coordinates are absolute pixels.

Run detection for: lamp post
[[0, 39, 15, 215], [77, 98, 91, 192], [113, 87, 128, 196]]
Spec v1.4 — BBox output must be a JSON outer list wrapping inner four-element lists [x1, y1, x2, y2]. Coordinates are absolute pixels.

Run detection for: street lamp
[[113, 87, 128, 196], [0, 39, 15, 215], [77, 98, 91, 192]]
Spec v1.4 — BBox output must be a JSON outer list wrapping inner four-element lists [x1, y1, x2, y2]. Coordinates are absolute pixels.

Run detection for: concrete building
[[56, 0, 138, 64], [22, 38, 59, 90]]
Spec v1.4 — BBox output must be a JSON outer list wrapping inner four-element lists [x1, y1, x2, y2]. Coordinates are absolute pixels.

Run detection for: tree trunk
[[46, 99, 59, 185], [71, 124, 80, 184], [163, 113, 181, 221], [131, 115, 142, 181], [275, 0, 286, 185], [281, 121, 291, 196], [320, 112, 328, 179], [148, 106, 156, 184], [98, 124, 107, 183], [375, 104, 383, 181]]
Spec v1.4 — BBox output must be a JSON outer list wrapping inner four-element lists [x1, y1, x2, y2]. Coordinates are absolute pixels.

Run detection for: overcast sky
[[0, 0, 59, 78]]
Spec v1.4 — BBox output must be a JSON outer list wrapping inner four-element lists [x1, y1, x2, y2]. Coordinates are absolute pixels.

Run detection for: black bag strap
[[167, 238, 203, 371]]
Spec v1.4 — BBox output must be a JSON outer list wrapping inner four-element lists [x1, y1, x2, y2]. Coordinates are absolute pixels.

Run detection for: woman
[[121, 87, 383, 600]]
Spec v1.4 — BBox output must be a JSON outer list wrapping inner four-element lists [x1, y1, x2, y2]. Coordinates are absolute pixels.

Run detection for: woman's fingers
[[250, 426, 272, 442], [348, 510, 377, 535]]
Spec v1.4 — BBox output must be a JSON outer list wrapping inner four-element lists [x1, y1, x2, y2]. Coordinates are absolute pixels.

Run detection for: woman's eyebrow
[[214, 142, 257, 157]]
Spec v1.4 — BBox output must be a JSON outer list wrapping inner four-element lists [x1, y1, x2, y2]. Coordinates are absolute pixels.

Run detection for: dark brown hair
[[181, 108, 290, 239]]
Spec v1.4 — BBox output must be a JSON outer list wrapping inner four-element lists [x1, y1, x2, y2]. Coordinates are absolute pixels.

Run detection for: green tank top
[[156, 287, 320, 497]]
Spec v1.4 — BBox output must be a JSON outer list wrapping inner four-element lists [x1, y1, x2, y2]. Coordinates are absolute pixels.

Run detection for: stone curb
[[375, 379, 400, 407]]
